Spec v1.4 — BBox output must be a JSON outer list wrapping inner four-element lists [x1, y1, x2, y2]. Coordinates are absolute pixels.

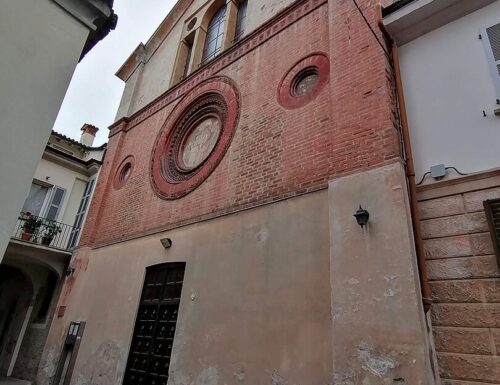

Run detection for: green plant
[[21, 212, 43, 234], [43, 221, 62, 238]]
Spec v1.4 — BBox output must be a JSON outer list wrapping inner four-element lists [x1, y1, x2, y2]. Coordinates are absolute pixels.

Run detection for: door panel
[[123, 263, 185, 385]]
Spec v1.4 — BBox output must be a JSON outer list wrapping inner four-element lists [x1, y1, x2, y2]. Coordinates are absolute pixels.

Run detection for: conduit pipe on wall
[[379, 21, 432, 312]]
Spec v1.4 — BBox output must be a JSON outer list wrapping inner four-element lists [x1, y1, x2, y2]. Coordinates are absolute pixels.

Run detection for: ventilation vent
[[484, 198, 500, 267], [487, 23, 500, 76]]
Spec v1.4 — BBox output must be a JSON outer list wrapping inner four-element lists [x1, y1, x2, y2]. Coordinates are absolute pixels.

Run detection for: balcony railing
[[12, 213, 76, 251]]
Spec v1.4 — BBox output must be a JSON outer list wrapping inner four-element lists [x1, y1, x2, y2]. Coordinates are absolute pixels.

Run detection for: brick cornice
[[109, 0, 327, 138]]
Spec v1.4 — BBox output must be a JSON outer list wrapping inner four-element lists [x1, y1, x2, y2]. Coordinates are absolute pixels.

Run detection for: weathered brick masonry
[[419, 173, 500, 383], [81, 0, 400, 247]]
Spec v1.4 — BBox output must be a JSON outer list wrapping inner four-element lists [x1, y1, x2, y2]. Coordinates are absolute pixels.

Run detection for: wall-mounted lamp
[[160, 238, 172, 249], [354, 206, 370, 228]]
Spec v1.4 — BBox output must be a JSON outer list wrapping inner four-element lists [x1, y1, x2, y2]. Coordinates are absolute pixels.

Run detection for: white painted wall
[[0, 0, 89, 263], [399, 1, 500, 183]]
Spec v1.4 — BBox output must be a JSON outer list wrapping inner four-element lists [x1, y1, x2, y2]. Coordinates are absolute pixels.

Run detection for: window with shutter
[[68, 178, 95, 248], [484, 22, 500, 96], [22, 182, 49, 216], [45, 187, 66, 221], [483, 198, 500, 267]]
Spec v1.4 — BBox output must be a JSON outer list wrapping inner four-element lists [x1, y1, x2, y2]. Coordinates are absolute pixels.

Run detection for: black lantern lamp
[[160, 238, 172, 249], [354, 206, 370, 228]]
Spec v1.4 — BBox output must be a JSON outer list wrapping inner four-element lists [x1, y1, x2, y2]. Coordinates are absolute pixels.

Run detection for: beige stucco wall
[[328, 162, 438, 384], [116, 0, 298, 118], [33, 158, 89, 226], [39, 190, 332, 385], [0, 0, 89, 263]]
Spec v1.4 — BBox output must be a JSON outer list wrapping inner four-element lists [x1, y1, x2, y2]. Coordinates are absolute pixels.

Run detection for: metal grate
[[13, 212, 76, 250], [483, 199, 500, 267], [123, 263, 186, 385]]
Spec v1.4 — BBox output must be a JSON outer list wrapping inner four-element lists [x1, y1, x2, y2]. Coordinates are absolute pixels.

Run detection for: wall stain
[[73, 340, 123, 385], [38, 346, 59, 385], [357, 343, 398, 378], [234, 367, 245, 382]]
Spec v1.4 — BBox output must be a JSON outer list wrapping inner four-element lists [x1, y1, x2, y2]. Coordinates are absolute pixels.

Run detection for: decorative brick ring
[[113, 155, 135, 190], [277, 52, 330, 109], [151, 77, 240, 200]]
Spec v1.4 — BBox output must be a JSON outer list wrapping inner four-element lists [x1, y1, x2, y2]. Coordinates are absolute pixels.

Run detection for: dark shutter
[[483, 198, 500, 267], [486, 23, 500, 77], [46, 187, 66, 221]]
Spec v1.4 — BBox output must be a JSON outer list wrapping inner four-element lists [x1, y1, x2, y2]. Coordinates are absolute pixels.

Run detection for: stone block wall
[[418, 175, 500, 383]]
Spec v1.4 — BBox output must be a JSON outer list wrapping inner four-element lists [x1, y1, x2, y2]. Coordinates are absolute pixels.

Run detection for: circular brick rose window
[[113, 155, 135, 190], [278, 53, 330, 109], [151, 77, 239, 200]]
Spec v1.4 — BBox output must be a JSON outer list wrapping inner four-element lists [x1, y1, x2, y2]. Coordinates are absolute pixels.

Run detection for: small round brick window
[[292, 68, 319, 97], [278, 53, 330, 109], [113, 156, 135, 190], [151, 77, 239, 200]]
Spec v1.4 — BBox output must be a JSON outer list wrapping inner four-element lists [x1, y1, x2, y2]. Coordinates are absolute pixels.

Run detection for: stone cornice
[[109, 0, 327, 138]]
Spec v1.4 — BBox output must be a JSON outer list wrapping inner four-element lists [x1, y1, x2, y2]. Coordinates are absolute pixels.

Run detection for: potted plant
[[41, 221, 62, 246], [20, 212, 43, 242]]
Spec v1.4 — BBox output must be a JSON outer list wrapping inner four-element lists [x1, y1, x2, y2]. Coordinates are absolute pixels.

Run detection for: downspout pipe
[[379, 21, 432, 312]]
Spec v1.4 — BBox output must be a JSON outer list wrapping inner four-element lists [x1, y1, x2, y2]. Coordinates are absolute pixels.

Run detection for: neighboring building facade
[[0, 0, 116, 265], [384, 0, 500, 383], [39, 1, 442, 385], [0, 127, 105, 383]]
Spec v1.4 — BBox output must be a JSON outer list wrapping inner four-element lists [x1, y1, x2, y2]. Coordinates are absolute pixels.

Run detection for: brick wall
[[80, 0, 400, 247], [419, 176, 500, 383]]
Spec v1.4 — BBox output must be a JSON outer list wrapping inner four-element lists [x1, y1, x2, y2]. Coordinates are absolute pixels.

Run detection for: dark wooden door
[[123, 263, 186, 385]]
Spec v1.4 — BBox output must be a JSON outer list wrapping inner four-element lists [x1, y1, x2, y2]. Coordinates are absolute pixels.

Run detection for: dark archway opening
[[0, 265, 33, 377]]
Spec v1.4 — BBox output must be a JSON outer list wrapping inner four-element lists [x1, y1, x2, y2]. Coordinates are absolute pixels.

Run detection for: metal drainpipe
[[379, 21, 432, 312]]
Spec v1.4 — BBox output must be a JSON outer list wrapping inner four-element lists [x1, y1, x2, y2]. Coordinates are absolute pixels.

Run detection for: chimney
[[80, 124, 99, 147]]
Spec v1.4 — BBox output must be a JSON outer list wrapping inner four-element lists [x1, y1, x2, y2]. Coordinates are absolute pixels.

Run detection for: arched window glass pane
[[202, 5, 227, 64], [234, 0, 248, 42]]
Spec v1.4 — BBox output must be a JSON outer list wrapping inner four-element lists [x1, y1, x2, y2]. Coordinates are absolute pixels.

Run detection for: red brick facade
[[81, 0, 399, 247]]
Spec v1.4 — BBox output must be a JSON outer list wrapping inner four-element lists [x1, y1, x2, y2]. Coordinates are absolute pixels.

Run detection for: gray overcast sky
[[53, 0, 177, 146]]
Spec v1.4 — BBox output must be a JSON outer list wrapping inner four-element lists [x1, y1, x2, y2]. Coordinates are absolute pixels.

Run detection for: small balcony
[[12, 212, 77, 251]]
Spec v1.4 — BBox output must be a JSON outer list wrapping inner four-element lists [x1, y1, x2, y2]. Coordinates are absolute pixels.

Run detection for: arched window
[[202, 4, 227, 64], [234, 0, 248, 42]]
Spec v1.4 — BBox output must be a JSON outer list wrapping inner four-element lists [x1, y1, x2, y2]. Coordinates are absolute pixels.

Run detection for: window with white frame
[[45, 187, 66, 221], [22, 182, 49, 216], [68, 178, 95, 248]]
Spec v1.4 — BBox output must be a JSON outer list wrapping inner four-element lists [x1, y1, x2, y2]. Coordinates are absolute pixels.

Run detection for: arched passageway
[[0, 265, 33, 377]]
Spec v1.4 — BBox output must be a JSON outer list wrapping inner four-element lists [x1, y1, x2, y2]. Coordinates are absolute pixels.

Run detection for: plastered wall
[[39, 191, 333, 385], [0, 0, 88, 263], [399, 1, 500, 182], [33, 158, 89, 226]]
